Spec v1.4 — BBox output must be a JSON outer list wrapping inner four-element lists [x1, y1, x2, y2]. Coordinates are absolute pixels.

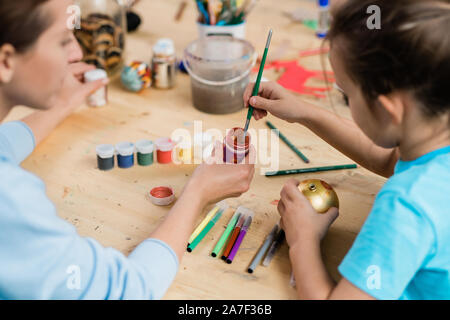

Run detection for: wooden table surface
[[4, 0, 386, 299]]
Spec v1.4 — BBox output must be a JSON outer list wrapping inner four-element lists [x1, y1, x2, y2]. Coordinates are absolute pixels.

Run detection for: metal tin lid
[[148, 186, 175, 206], [136, 139, 154, 154], [115, 142, 135, 156], [96, 144, 115, 159]]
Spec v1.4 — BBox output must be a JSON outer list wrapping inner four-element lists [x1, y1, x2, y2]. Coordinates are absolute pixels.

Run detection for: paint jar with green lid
[[136, 139, 154, 166]]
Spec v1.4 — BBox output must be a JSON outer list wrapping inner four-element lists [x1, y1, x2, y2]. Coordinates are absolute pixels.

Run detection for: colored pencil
[[266, 121, 310, 163], [187, 208, 224, 252], [226, 214, 253, 264], [262, 229, 285, 267], [247, 224, 279, 273], [244, 29, 273, 132], [211, 212, 241, 257], [265, 164, 358, 177], [221, 213, 246, 260]]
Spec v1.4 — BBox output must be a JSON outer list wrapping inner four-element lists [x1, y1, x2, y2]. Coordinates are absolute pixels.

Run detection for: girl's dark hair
[[0, 0, 51, 52], [328, 0, 450, 116]]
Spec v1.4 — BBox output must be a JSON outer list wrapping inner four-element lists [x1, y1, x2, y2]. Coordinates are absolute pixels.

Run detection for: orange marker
[[221, 213, 247, 260]]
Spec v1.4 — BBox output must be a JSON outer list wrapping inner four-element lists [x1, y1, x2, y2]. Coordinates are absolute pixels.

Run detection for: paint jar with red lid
[[155, 137, 175, 164], [223, 127, 251, 164]]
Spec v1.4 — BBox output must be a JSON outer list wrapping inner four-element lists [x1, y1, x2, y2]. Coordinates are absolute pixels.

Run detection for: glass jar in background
[[151, 38, 177, 89], [74, 0, 126, 75]]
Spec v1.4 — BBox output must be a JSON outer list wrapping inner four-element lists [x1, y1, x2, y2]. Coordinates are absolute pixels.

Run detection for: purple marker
[[226, 213, 254, 264]]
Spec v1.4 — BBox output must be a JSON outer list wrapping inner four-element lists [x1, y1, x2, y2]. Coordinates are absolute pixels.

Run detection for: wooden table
[[4, 0, 386, 299]]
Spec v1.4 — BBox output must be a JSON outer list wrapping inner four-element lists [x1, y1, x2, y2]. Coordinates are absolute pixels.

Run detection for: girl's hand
[[243, 81, 308, 123], [277, 179, 339, 247], [48, 62, 108, 115], [185, 141, 256, 206]]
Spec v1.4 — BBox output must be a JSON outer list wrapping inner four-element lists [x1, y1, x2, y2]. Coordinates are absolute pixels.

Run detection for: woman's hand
[[48, 62, 108, 115], [277, 179, 339, 247], [243, 81, 310, 124], [184, 141, 256, 207]]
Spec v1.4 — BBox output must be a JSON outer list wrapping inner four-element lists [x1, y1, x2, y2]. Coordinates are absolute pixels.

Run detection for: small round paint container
[[155, 137, 175, 164], [84, 69, 108, 107], [96, 144, 115, 171], [136, 139, 154, 166], [223, 127, 251, 164], [115, 142, 135, 169], [193, 132, 213, 163], [176, 140, 192, 164], [148, 186, 175, 206]]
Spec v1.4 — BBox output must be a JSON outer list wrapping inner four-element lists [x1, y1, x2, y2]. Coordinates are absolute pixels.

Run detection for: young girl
[[0, 0, 254, 299], [244, 0, 450, 299]]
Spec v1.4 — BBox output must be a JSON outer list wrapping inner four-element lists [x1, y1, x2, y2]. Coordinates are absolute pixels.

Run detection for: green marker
[[187, 209, 224, 253], [265, 164, 358, 177], [211, 211, 241, 258], [244, 29, 273, 132]]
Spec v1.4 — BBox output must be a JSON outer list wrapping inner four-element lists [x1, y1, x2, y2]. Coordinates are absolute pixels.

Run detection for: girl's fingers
[[277, 199, 285, 216], [243, 83, 256, 107]]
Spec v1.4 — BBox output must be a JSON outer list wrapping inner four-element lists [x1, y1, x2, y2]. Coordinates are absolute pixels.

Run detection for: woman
[[0, 0, 255, 299]]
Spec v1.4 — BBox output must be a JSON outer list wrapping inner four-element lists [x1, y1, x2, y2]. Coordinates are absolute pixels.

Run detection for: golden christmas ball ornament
[[298, 179, 339, 213]]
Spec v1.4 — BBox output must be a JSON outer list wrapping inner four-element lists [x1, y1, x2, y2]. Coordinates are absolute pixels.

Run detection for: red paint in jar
[[150, 187, 174, 198], [223, 127, 251, 164], [155, 137, 174, 164]]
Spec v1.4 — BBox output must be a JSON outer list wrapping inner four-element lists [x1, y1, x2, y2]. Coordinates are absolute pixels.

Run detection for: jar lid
[[96, 144, 115, 159], [115, 142, 135, 156], [148, 186, 175, 206], [153, 38, 175, 56], [136, 139, 154, 154], [155, 137, 174, 152], [85, 69, 108, 82]]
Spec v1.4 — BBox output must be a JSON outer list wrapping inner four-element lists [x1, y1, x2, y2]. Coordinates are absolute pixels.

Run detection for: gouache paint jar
[[96, 144, 115, 171], [84, 69, 108, 107], [223, 127, 251, 164], [155, 137, 175, 164], [177, 140, 192, 164], [193, 132, 213, 163], [136, 139, 154, 166], [115, 141, 135, 169]]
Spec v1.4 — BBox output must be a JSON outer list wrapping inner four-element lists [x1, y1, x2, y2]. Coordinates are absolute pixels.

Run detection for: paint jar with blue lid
[[96, 144, 115, 171], [115, 142, 135, 169], [136, 139, 154, 166]]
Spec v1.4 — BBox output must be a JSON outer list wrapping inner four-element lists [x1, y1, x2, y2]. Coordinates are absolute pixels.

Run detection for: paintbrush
[[244, 28, 273, 133]]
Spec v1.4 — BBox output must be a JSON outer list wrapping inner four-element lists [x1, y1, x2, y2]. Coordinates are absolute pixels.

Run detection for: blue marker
[[316, 0, 330, 38]]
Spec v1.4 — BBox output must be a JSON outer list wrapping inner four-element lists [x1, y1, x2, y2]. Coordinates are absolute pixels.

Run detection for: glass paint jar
[[96, 144, 115, 170], [151, 38, 177, 89], [223, 127, 251, 164], [115, 141, 135, 168], [193, 132, 213, 163], [136, 139, 154, 166], [155, 138, 175, 164], [84, 69, 108, 107], [176, 140, 192, 164]]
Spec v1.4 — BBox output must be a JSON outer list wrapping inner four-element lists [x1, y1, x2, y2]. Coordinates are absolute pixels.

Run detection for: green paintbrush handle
[[265, 164, 358, 177]]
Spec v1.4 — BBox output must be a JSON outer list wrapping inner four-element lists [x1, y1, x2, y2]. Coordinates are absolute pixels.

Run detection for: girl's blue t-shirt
[[339, 146, 450, 300]]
